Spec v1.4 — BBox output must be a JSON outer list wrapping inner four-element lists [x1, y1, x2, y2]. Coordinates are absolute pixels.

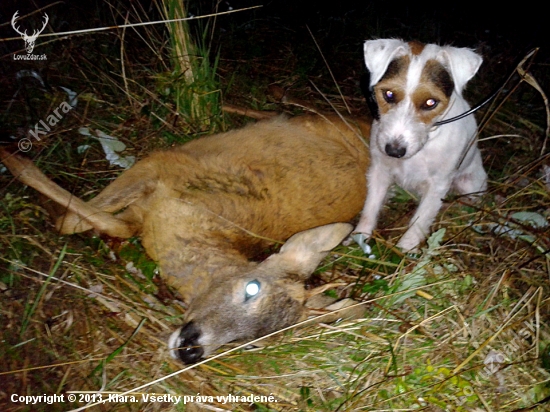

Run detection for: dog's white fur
[[355, 39, 487, 251]]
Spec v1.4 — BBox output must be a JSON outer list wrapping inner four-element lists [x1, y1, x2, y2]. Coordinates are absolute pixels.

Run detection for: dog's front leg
[[355, 163, 393, 240], [397, 182, 451, 251]]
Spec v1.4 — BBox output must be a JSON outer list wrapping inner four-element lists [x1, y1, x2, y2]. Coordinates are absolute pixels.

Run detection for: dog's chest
[[390, 156, 430, 195], [385, 140, 458, 195]]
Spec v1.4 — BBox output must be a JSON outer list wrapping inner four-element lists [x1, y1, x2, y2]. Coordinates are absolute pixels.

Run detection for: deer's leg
[[56, 157, 160, 235], [1, 149, 155, 238]]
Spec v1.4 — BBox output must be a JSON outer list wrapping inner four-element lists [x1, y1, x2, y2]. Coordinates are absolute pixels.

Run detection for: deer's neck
[[158, 245, 256, 303]]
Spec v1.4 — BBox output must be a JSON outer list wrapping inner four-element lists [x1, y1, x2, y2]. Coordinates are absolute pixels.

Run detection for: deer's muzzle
[[169, 321, 204, 364]]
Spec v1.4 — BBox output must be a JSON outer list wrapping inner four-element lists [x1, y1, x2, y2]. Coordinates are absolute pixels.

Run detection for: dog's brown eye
[[383, 90, 396, 103], [421, 98, 438, 110]]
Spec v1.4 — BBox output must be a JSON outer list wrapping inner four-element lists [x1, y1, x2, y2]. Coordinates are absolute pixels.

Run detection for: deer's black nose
[[174, 321, 204, 364]]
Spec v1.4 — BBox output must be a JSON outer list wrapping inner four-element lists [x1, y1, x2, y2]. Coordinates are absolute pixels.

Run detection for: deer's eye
[[244, 280, 261, 301]]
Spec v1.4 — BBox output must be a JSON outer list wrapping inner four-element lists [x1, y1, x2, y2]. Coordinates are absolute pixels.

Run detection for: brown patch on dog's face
[[412, 59, 454, 124], [423, 59, 454, 97], [380, 55, 410, 82], [375, 56, 409, 115], [373, 56, 454, 125], [408, 41, 425, 55]]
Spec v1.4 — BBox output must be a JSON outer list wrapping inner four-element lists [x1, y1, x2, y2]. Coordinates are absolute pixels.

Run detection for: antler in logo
[[11, 11, 49, 54]]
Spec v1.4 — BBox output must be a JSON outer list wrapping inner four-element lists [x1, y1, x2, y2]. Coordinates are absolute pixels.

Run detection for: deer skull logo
[[11, 11, 49, 54]]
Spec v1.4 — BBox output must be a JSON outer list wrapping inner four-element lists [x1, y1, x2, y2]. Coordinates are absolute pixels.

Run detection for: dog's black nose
[[385, 143, 406, 158], [175, 321, 204, 364]]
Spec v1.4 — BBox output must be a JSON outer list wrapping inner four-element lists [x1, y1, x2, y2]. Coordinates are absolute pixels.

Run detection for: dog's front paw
[[350, 232, 373, 255], [396, 232, 423, 252]]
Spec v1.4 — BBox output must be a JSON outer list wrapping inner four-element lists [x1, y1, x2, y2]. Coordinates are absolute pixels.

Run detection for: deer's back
[[144, 114, 370, 244]]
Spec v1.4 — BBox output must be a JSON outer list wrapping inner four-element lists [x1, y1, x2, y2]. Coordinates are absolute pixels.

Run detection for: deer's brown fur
[[1, 113, 370, 363]]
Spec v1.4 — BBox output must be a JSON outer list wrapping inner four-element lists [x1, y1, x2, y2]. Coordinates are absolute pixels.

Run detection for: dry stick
[[516, 60, 550, 155], [478, 134, 523, 142], [284, 28, 369, 150], [477, 48, 539, 134], [306, 25, 352, 115], [457, 49, 539, 172], [221, 104, 279, 120], [534, 287, 542, 359], [309, 80, 369, 149], [482, 269, 510, 311], [120, 11, 131, 108], [0, 6, 263, 42], [476, 48, 548, 157]]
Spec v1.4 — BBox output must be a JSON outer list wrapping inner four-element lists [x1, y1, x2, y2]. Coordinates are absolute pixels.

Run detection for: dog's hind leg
[[453, 152, 488, 197]]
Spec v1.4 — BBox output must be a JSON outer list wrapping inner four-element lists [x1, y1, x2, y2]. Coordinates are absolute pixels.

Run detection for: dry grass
[[1, 3, 549, 411]]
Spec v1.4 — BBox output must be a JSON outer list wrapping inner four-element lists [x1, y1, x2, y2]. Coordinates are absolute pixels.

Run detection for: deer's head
[[168, 223, 353, 364]]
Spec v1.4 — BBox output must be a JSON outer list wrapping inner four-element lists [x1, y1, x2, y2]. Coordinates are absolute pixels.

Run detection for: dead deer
[[0, 113, 370, 364]]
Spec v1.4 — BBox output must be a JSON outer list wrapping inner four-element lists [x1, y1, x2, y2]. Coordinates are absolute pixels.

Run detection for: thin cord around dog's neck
[[432, 87, 501, 126]]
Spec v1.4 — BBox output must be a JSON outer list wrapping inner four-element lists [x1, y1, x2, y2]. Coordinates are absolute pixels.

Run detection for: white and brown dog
[[355, 39, 487, 251]]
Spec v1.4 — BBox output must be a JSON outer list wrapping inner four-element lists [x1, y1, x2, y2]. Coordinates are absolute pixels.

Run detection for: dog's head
[[363, 39, 482, 159]]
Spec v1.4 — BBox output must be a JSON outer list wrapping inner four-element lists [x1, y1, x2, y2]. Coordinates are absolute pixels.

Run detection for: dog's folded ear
[[363, 39, 408, 86], [437, 47, 483, 94]]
